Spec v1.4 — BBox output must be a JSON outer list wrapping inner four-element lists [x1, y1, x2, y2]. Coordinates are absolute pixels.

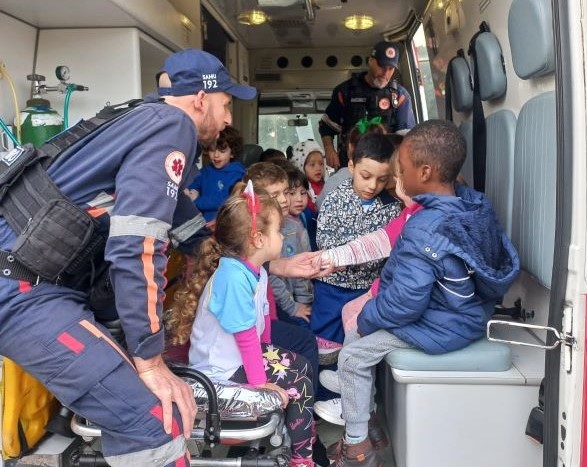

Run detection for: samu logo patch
[[164, 151, 186, 184]]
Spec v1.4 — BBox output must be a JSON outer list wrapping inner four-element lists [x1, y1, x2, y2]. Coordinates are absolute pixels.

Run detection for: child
[[277, 167, 314, 326], [289, 140, 326, 212], [185, 125, 246, 221], [316, 117, 387, 211], [260, 148, 287, 163], [311, 133, 401, 346], [244, 162, 313, 325], [170, 184, 317, 467], [322, 120, 520, 466]]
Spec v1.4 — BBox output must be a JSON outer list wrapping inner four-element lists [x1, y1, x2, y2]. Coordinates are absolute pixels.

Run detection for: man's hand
[[134, 355, 197, 438], [294, 303, 312, 323], [269, 251, 334, 279], [325, 146, 340, 170]]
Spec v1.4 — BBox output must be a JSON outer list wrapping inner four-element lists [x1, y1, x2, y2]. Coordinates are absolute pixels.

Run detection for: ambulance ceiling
[[203, 0, 427, 49], [0, 0, 427, 50]]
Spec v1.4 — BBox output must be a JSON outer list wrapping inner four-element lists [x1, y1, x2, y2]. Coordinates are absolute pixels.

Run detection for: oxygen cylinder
[[18, 98, 63, 148]]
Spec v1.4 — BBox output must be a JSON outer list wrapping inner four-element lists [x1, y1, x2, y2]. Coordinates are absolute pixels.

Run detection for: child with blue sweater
[[185, 125, 245, 221], [322, 120, 520, 467]]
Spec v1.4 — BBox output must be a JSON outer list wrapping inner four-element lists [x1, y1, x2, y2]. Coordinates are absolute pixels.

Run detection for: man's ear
[[193, 90, 207, 111]]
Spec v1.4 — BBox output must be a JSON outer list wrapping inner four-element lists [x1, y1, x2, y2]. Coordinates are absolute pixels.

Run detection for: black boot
[[313, 435, 331, 466]]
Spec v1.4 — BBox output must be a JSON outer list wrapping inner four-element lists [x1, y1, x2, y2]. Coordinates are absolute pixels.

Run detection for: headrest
[[474, 32, 507, 101], [241, 144, 263, 167], [448, 54, 473, 112], [508, 0, 555, 79]]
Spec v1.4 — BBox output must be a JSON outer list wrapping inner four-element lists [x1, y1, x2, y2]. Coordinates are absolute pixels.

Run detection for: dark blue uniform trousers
[[0, 288, 189, 466]]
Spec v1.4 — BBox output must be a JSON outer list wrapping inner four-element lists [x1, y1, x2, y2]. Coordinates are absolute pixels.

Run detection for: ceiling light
[[344, 14, 375, 31], [238, 10, 268, 26]]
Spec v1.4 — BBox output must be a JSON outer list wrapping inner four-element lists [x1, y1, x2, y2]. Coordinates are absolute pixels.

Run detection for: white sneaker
[[319, 369, 341, 394], [314, 398, 345, 426]]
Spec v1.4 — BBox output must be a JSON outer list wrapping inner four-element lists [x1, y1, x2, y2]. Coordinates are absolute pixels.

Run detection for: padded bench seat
[[382, 338, 542, 467], [385, 338, 512, 372]]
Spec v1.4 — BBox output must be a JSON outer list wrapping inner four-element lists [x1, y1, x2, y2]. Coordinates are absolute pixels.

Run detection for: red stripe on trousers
[[57, 332, 85, 354], [151, 405, 182, 438]]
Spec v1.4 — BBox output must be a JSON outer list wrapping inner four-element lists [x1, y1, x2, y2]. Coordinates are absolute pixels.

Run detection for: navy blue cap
[[158, 49, 257, 100], [371, 41, 400, 68]]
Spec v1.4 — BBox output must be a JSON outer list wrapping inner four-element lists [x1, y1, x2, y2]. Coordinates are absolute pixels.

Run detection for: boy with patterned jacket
[[311, 133, 401, 345]]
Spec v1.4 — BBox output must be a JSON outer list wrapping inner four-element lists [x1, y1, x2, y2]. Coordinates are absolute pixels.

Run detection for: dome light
[[344, 14, 375, 31], [238, 10, 268, 26]]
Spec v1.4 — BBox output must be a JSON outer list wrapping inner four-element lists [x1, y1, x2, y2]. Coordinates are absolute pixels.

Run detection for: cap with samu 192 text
[[157, 49, 257, 100]]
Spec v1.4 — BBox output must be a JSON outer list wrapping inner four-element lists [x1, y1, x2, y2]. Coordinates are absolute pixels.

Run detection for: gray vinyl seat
[[509, 0, 556, 288], [485, 110, 516, 237]]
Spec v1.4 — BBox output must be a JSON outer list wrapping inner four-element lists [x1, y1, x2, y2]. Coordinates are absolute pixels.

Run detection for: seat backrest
[[459, 119, 473, 185], [508, 0, 556, 288], [485, 110, 516, 237], [511, 92, 556, 287]]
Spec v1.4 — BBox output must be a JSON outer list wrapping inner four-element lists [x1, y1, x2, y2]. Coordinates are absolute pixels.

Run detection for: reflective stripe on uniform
[[110, 215, 171, 242], [104, 435, 187, 467], [169, 213, 206, 247], [141, 237, 160, 333]]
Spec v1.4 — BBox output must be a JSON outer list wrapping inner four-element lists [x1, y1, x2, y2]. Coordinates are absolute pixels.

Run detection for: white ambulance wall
[[0, 13, 36, 132], [424, 0, 555, 124], [36, 28, 143, 126]]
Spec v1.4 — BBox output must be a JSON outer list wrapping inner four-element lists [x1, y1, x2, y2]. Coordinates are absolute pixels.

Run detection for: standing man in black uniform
[[319, 41, 416, 169]]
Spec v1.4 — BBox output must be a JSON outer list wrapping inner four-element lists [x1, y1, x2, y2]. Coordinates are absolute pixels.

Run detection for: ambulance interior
[[0, 0, 584, 466]]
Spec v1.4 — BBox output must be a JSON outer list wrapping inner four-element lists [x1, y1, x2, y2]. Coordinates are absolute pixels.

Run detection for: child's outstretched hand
[[270, 251, 334, 279], [261, 382, 289, 408], [295, 303, 312, 323]]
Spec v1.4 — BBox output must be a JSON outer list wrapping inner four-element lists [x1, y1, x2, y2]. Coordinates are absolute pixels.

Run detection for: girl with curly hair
[[166, 182, 317, 467]]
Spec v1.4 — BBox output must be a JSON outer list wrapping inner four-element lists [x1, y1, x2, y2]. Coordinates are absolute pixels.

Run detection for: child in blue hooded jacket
[[321, 120, 520, 467], [185, 125, 246, 221]]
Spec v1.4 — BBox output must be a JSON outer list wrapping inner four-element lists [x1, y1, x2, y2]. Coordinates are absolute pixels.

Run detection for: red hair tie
[[242, 180, 261, 234]]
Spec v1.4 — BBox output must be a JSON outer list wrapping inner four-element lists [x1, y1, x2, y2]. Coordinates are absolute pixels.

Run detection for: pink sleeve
[[234, 327, 267, 385], [260, 313, 271, 344], [383, 203, 423, 247]]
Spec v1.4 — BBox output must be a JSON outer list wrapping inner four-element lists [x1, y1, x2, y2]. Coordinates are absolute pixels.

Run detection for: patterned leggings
[[230, 343, 315, 461]]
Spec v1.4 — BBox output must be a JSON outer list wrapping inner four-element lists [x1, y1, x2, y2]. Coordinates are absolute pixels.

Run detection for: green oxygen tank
[[18, 98, 63, 148]]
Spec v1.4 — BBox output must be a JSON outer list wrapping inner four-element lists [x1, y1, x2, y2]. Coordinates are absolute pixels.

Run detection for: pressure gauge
[[55, 66, 71, 81]]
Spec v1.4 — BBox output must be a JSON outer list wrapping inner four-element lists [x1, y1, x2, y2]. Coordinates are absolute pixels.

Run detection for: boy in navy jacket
[[324, 120, 520, 466], [185, 125, 245, 221]]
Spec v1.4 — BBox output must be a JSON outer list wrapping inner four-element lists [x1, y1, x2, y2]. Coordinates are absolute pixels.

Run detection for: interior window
[[412, 23, 440, 120], [258, 114, 324, 152]]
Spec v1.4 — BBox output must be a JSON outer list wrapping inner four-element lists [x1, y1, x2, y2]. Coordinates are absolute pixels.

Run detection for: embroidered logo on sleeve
[[165, 151, 186, 184]]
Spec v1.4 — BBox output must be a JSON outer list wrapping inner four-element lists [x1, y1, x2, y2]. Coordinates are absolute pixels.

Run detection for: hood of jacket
[[412, 184, 520, 301]]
